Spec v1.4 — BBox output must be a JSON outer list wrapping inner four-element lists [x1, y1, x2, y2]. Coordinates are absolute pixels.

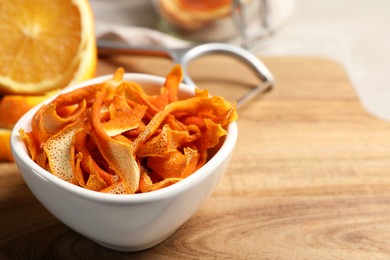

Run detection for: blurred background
[[90, 0, 390, 120]]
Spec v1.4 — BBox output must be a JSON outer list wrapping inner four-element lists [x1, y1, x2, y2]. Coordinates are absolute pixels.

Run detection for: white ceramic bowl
[[10, 73, 237, 252]]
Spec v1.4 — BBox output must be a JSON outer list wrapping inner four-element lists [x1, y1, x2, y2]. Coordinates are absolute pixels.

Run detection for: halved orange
[[0, 0, 96, 94]]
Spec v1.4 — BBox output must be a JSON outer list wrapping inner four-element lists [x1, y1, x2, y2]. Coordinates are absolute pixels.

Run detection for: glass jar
[[150, 0, 273, 47]]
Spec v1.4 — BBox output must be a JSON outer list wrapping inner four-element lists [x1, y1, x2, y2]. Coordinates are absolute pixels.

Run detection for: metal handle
[[178, 43, 274, 107]]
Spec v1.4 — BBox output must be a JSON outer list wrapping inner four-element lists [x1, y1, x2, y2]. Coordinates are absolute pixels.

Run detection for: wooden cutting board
[[2, 56, 390, 259]]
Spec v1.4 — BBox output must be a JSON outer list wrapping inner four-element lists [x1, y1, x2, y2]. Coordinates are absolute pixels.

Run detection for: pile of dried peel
[[21, 65, 237, 194]]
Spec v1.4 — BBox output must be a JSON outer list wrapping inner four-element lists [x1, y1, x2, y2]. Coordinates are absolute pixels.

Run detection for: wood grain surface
[[2, 55, 390, 259]]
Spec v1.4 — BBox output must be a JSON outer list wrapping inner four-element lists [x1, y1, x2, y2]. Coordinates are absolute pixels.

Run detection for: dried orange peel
[[20, 65, 237, 194]]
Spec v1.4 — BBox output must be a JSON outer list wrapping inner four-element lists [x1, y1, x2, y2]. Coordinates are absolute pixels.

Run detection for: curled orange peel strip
[[41, 100, 86, 135], [147, 147, 199, 179], [139, 169, 182, 193], [43, 120, 84, 183], [91, 88, 140, 194], [102, 92, 147, 137], [136, 124, 191, 158], [72, 128, 115, 187]]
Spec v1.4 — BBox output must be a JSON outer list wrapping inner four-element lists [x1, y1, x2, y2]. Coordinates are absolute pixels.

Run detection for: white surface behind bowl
[[10, 73, 237, 252]]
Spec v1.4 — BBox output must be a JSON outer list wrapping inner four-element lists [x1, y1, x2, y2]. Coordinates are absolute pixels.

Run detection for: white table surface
[[91, 0, 390, 120]]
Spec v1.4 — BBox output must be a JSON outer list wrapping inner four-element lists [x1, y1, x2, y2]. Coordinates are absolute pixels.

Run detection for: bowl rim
[[11, 73, 238, 205]]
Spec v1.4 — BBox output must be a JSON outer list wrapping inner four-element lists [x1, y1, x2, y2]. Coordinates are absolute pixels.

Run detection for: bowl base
[[91, 231, 175, 252]]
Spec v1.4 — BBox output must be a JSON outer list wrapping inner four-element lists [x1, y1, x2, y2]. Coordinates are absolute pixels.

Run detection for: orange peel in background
[[0, 92, 56, 162], [158, 0, 232, 31], [20, 65, 238, 194], [0, 128, 13, 162]]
